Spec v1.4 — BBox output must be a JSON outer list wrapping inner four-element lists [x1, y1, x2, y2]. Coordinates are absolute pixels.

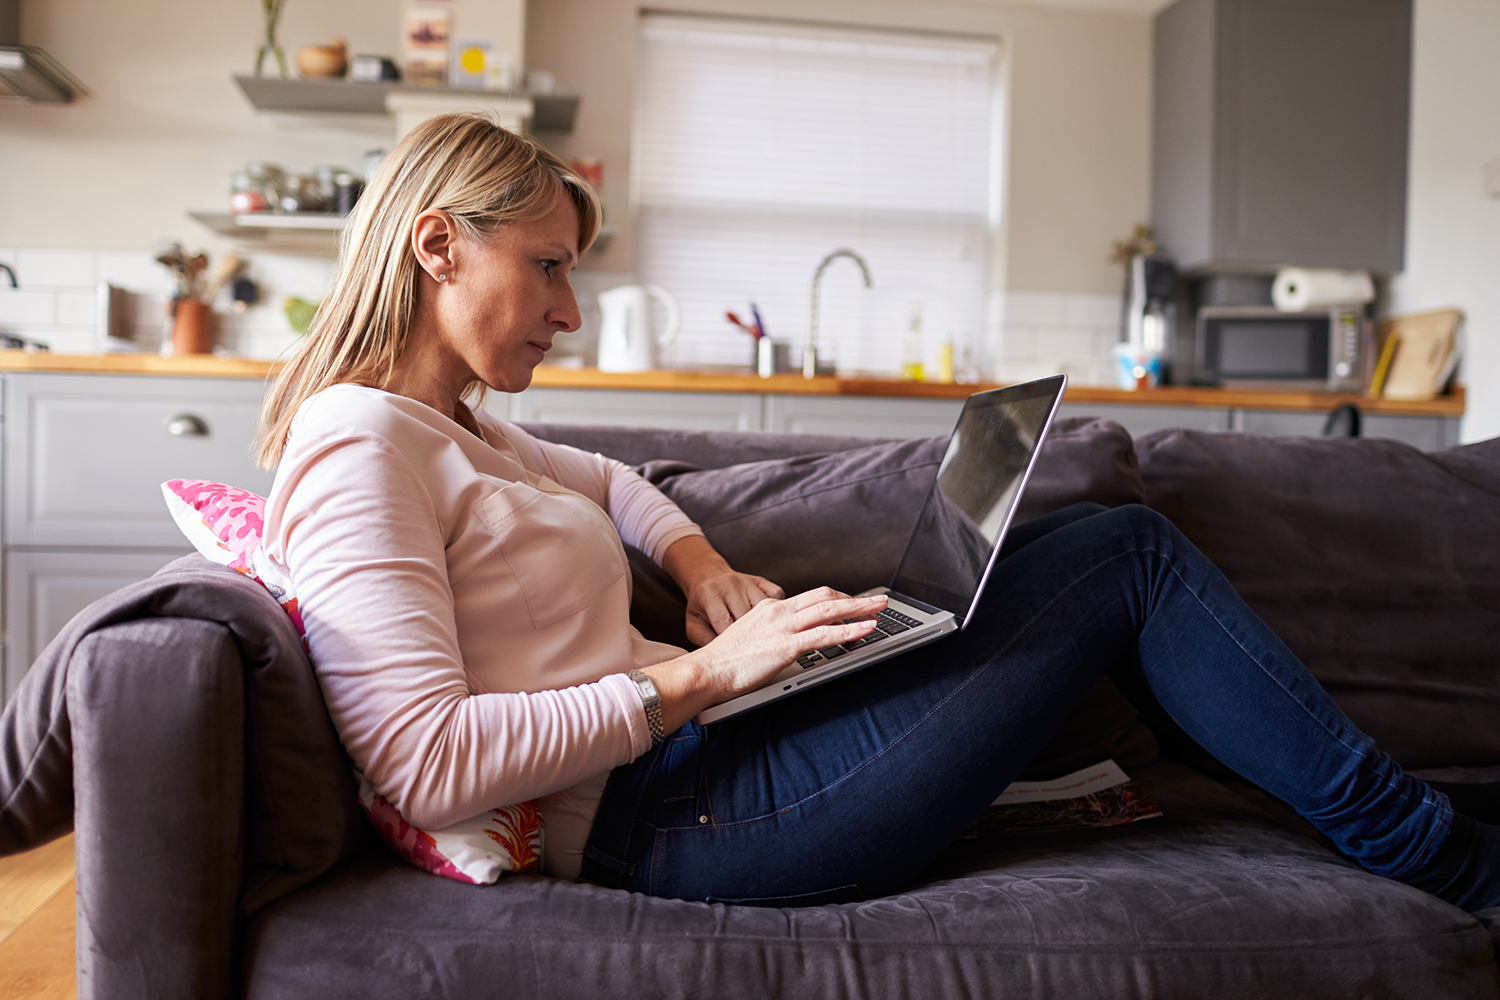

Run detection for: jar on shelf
[[234, 162, 287, 214], [229, 171, 269, 214], [280, 175, 329, 214], [314, 165, 342, 208], [333, 171, 364, 215]]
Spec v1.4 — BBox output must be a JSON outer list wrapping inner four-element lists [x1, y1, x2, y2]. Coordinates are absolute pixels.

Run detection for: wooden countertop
[[0, 351, 280, 379], [0, 352, 1464, 417]]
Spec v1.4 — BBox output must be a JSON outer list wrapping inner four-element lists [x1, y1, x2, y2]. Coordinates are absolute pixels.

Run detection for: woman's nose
[[552, 286, 582, 332]]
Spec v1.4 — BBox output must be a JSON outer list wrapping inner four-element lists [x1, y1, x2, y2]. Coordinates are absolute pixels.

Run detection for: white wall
[[1388, 0, 1500, 444], [526, 0, 1153, 297], [0, 0, 403, 252]]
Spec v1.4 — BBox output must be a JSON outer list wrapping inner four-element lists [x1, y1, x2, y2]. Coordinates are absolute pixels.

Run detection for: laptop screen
[[887, 375, 1065, 623]]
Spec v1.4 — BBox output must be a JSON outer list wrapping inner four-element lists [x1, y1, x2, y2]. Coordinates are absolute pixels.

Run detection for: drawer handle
[[166, 414, 210, 437]]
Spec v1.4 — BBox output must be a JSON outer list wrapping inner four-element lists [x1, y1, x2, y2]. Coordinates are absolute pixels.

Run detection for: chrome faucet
[[805, 248, 873, 379]]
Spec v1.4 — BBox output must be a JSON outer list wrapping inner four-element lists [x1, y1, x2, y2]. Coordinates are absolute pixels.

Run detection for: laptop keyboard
[[795, 608, 925, 669]]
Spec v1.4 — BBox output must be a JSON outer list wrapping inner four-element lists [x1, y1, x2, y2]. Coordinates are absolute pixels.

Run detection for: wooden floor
[[0, 835, 76, 999]]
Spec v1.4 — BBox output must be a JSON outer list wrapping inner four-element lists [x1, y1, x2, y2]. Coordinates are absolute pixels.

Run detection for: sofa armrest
[[70, 617, 245, 1000]]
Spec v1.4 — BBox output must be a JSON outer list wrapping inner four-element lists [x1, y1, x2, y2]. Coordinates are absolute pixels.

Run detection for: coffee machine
[[1117, 254, 1176, 388]]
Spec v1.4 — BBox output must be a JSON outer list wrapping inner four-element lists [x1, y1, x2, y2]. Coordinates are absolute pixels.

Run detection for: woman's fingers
[[720, 585, 756, 622], [804, 617, 879, 648], [782, 588, 887, 629], [754, 576, 786, 601]]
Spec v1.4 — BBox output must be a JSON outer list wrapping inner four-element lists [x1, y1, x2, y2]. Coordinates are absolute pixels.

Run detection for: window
[[634, 14, 1003, 376]]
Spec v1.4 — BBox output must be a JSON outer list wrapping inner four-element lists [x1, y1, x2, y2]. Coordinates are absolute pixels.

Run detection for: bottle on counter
[[934, 331, 955, 384], [902, 303, 925, 382]]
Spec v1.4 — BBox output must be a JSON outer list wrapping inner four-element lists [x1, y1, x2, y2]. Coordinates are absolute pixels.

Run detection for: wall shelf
[[188, 212, 616, 260], [232, 74, 578, 133], [188, 211, 343, 255]]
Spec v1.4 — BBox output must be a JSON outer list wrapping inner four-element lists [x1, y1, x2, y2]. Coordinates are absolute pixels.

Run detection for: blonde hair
[[256, 113, 600, 467]]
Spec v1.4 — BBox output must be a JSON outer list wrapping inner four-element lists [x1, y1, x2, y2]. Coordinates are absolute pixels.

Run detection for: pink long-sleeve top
[[262, 384, 703, 878]]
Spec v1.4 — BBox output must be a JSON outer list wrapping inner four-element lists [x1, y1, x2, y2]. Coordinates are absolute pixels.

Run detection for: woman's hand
[[641, 587, 889, 732], [683, 567, 784, 647], [661, 534, 785, 646]]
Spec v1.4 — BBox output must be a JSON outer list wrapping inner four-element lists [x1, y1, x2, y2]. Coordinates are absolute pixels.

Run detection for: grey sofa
[[2, 416, 1499, 999]]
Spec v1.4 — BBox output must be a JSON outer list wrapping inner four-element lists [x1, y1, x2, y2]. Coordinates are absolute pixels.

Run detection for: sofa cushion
[[1136, 431, 1500, 769], [243, 761, 1499, 1000]]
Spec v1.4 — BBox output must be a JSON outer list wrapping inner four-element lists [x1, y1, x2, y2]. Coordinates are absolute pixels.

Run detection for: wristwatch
[[628, 669, 666, 749]]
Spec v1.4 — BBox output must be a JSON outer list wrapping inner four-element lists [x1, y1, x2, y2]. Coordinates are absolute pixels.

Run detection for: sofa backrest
[[518, 422, 889, 470], [1136, 430, 1500, 770]]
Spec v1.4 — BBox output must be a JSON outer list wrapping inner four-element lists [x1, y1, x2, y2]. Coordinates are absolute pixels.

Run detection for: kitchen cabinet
[[495, 387, 762, 432], [762, 395, 966, 438], [3, 550, 186, 691], [1152, 0, 1412, 272], [0, 372, 272, 704], [489, 378, 1460, 448]]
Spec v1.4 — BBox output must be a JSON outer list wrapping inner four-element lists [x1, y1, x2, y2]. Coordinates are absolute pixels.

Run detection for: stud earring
[[438, 273, 448, 282]]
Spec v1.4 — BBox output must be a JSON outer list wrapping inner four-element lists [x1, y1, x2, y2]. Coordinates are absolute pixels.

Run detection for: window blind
[[634, 14, 1001, 374]]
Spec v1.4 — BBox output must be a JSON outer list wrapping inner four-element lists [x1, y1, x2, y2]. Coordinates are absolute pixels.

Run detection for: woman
[[259, 113, 1497, 909]]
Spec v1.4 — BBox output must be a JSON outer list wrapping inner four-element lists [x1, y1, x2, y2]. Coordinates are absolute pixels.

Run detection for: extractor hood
[[0, 0, 85, 102]]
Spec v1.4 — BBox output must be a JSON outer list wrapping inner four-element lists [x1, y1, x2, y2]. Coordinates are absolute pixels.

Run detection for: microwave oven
[[1195, 306, 1366, 391]]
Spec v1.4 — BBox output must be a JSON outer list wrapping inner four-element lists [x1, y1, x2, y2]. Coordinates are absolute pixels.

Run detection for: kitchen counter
[[0, 352, 1465, 418], [0, 351, 279, 380]]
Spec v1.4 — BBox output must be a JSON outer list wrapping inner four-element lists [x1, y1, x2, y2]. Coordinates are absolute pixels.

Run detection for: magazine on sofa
[[962, 759, 1163, 837]]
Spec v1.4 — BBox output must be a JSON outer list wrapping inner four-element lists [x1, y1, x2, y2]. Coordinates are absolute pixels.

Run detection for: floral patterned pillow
[[161, 479, 544, 883]]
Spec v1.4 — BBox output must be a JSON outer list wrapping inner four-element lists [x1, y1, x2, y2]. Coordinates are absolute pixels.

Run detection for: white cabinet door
[[508, 387, 763, 431], [3, 548, 188, 705], [5, 373, 272, 549], [1236, 409, 1460, 451], [764, 395, 964, 438]]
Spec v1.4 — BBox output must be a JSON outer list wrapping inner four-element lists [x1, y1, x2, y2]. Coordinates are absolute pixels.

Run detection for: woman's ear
[[411, 210, 459, 284]]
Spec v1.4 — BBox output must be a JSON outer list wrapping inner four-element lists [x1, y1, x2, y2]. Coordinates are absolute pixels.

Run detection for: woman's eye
[[540, 259, 559, 276]]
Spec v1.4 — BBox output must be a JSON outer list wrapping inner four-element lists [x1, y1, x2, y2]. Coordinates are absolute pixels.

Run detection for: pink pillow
[[162, 479, 544, 883]]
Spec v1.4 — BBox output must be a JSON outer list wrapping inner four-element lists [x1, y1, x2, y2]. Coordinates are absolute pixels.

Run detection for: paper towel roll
[[1272, 268, 1375, 312]]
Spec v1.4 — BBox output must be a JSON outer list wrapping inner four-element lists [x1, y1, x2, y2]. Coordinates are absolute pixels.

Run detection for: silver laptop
[[696, 374, 1068, 725]]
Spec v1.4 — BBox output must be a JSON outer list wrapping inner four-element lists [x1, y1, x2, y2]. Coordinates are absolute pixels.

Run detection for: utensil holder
[[170, 300, 213, 356], [755, 339, 791, 378]]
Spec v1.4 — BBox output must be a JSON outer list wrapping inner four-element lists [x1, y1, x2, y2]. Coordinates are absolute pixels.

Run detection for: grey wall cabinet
[[1152, 0, 1412, 273]]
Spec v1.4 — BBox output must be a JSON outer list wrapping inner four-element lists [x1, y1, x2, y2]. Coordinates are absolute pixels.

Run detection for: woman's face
[[426, 192, 583, 396]]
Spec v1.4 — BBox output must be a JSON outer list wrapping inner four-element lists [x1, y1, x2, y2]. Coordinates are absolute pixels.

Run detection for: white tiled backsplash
[[0, 247, 333, 361], [994, 290, 1123, 387], [0, 247, 1123, 384]]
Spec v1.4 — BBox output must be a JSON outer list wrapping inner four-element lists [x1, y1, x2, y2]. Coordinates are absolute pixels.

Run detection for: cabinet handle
[[166, 414, 210, 437]]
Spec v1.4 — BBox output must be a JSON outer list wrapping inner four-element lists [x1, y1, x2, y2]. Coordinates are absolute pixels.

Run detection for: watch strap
[[628, 669, 666, 749]]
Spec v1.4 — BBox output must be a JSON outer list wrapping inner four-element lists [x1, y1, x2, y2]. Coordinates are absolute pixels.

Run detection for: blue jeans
[[581, 504, 1452, 905]]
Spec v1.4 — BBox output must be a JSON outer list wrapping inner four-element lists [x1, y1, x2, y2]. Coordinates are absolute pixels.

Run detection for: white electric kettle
[[596, 284, 681, 372]]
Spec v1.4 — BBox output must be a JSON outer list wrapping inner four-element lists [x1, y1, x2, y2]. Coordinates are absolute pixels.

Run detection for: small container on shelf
[[230, 162, 286, 215], [333, 172, 363, 215], [228, 172, 267, 215], [350, 55, 401, 82], [279, 175, 329, 214]]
